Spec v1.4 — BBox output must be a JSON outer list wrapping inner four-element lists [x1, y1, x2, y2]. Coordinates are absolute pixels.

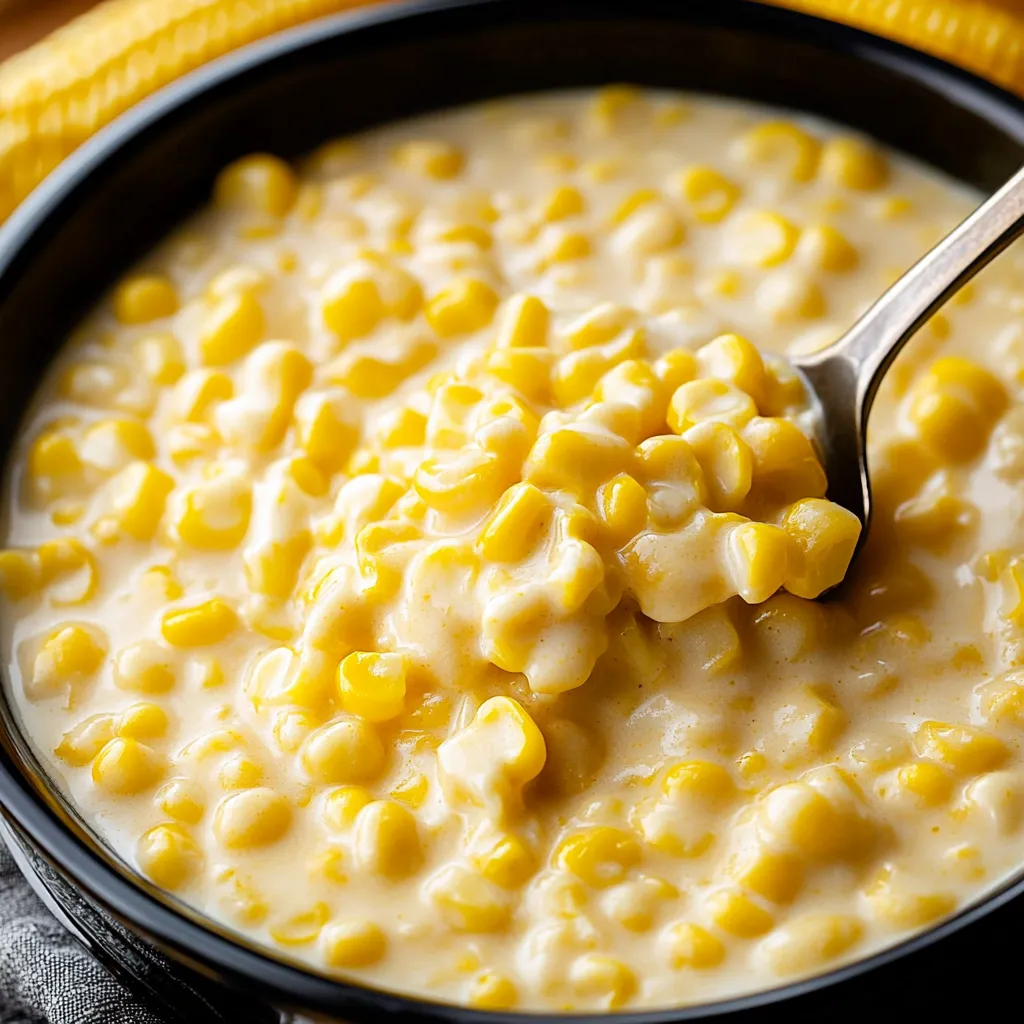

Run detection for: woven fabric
[[0, 844, 162, 1024]]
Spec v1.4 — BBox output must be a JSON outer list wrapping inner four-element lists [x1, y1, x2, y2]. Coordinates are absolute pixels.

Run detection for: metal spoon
[[792, 164, 1024, 548]]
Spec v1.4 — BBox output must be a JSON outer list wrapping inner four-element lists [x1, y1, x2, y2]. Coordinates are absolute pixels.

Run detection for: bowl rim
[[3, 0, 1024, 1019]]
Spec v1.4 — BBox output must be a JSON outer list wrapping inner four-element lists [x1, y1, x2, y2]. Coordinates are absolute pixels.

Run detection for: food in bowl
[[0, 87, 1021, 1011]]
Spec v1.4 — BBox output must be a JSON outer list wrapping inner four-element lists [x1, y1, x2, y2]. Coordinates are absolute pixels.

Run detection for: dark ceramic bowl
[[2, 1, 1024, 1021]]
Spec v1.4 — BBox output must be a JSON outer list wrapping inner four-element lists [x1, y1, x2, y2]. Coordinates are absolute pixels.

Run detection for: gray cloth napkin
[[0, 843, 161, 1024]]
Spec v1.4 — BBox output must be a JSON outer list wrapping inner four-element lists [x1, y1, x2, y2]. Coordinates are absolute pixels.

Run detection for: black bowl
[[2, 1, 1024, 1021]]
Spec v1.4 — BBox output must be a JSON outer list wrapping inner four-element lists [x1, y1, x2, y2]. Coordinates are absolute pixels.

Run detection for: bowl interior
[[3, 0, 1024, 1020]]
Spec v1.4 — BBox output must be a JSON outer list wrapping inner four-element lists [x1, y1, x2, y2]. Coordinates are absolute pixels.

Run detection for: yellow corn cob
[[767, 1, 1024, 92], [0, 0, 380, 222], [2, 0, 1024, 227]]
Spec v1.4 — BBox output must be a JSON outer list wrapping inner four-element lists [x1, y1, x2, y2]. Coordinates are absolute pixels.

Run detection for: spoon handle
[[801, 162, 1024, 413]]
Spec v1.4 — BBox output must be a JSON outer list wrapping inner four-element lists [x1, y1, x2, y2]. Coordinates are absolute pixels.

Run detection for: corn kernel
[[354, 800, 422, 880], [706, 887, 774, 938], [727, 846, 804, 904], [666, 922, 725, 969], [728, 212, 799, 268], [113, 274, 179, 325], [393, 140, 464, 179], [864, 871, 955, 929], [470, 831, 535, 889], [32, 623, 107, 695], [468, 971, 518, 1010], [426, 278, 499, 338], [54, 714, 116, 766], [200, 290, 264, 366], [157, 779, 206, 824], [214, 788, 291, 848], [321, 920, 387, 968], [781, 498, 861, 598], [895, 761, 953, 806], [91, 737, 164, 795], [495, 293, 550, 349], [215, 154, 297, 216], [478, 483, 551, 562], [426, 864, 511, 933], [554, 826, 641, 889], [109, 462, 174, 540], [175, 473, 251, 551], [599, 473, 648, 544], [796, 224, 858, 272], [673, 165, 741, 223], [760, 914, 863, 975], [269, 903, 330, 946], [914, 721, 1007, 775], [820, 137, 888, 190], [570, 954, 636, 1009], [668, 378, 757, 433], [136, 823, 202, 890], [734, 121, 820, 182], [322, 785, 373, 831], [301, 717, 385, 783], [161, 598, 238, 648], [0, 549, 42, 600], [542, 185, 586, 222], [36, 538, 97, 606]]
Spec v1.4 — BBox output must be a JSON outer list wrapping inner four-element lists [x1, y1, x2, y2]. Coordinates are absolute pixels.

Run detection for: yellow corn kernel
[[468, 972, 518, 1010], [760, 914, 863, 976], [294, 391, 359, 474], [743, 417, 827, 502], [697, 333, 767, 401], [895, 761, 953, 807], [393, 140, 464, 179], [727, 845, 804, 904], [437, 696, 546, 810], [36, 538, 98, 607], [728, 212, 799, 268], [113, 273, 179, 325], [0, 548, 41, 600], [109, 462, 174, 540], [781, 498, 862, 599], [820, 137, 888, 190], [609, 188, 658, 226], [728, 522, 794, 604], [136, 823, 202, 890], [683, 422, 753, 512], [414, 449, 507, 516], [526, 426, 634, 493], [218, 752, 263, 790], [570, 954, 636, 1010], [668, 378, 757, 433], [33, 623, 107, 693], [894, 492, 977, 553], [914, 721, 1008, 775], [734, 121, 820, 182], [706, 887, 774, 938], [215, 154, 297, 216], [908, 357, 1006, 461], [322, 785, 374, 832], [300, 717, 385, 783], [374, 406, 427, 449], [864, 872, 955, 930], [563, 303, 637, 350], [157, 779, 206, 825], [175, 473, 251, 551], [269, 903, 330, 946], [666, 922, 725, 969], [426, 864, 510, 933], [542, 185, 586, 222], [554, 826, 641, 889], [662, 760, 735, 802], [599, 473, 648, 544], [772, 685, 846, 765], [321, 920, 387, 969], [113, 703, 167, 744], [27, 430, 83, 502], [161, 598, 238, 648], [80, 418, 155, 475], [471, 832, 535, 890], [495, 293, 550, 349], [321, 273, 383, 343], [542, 229, 592, 265], [354, 800, 422, 880], [61, 360, 127, 408], [200, 290, 264, 366], [478, 483, 551, 562], [426, 277, 499, 338], [796, 224, 858, 272], [673, 165, 741, 223], [214, 788, 291, 849], [756, 272, 825, 322], [91, 737, 164, 795], [54, 714, 116, 766]]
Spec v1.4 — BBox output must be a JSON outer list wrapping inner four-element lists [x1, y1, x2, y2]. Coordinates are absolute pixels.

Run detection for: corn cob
[[767, 0, 1024, 91], [0, 0, 379, 222]]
